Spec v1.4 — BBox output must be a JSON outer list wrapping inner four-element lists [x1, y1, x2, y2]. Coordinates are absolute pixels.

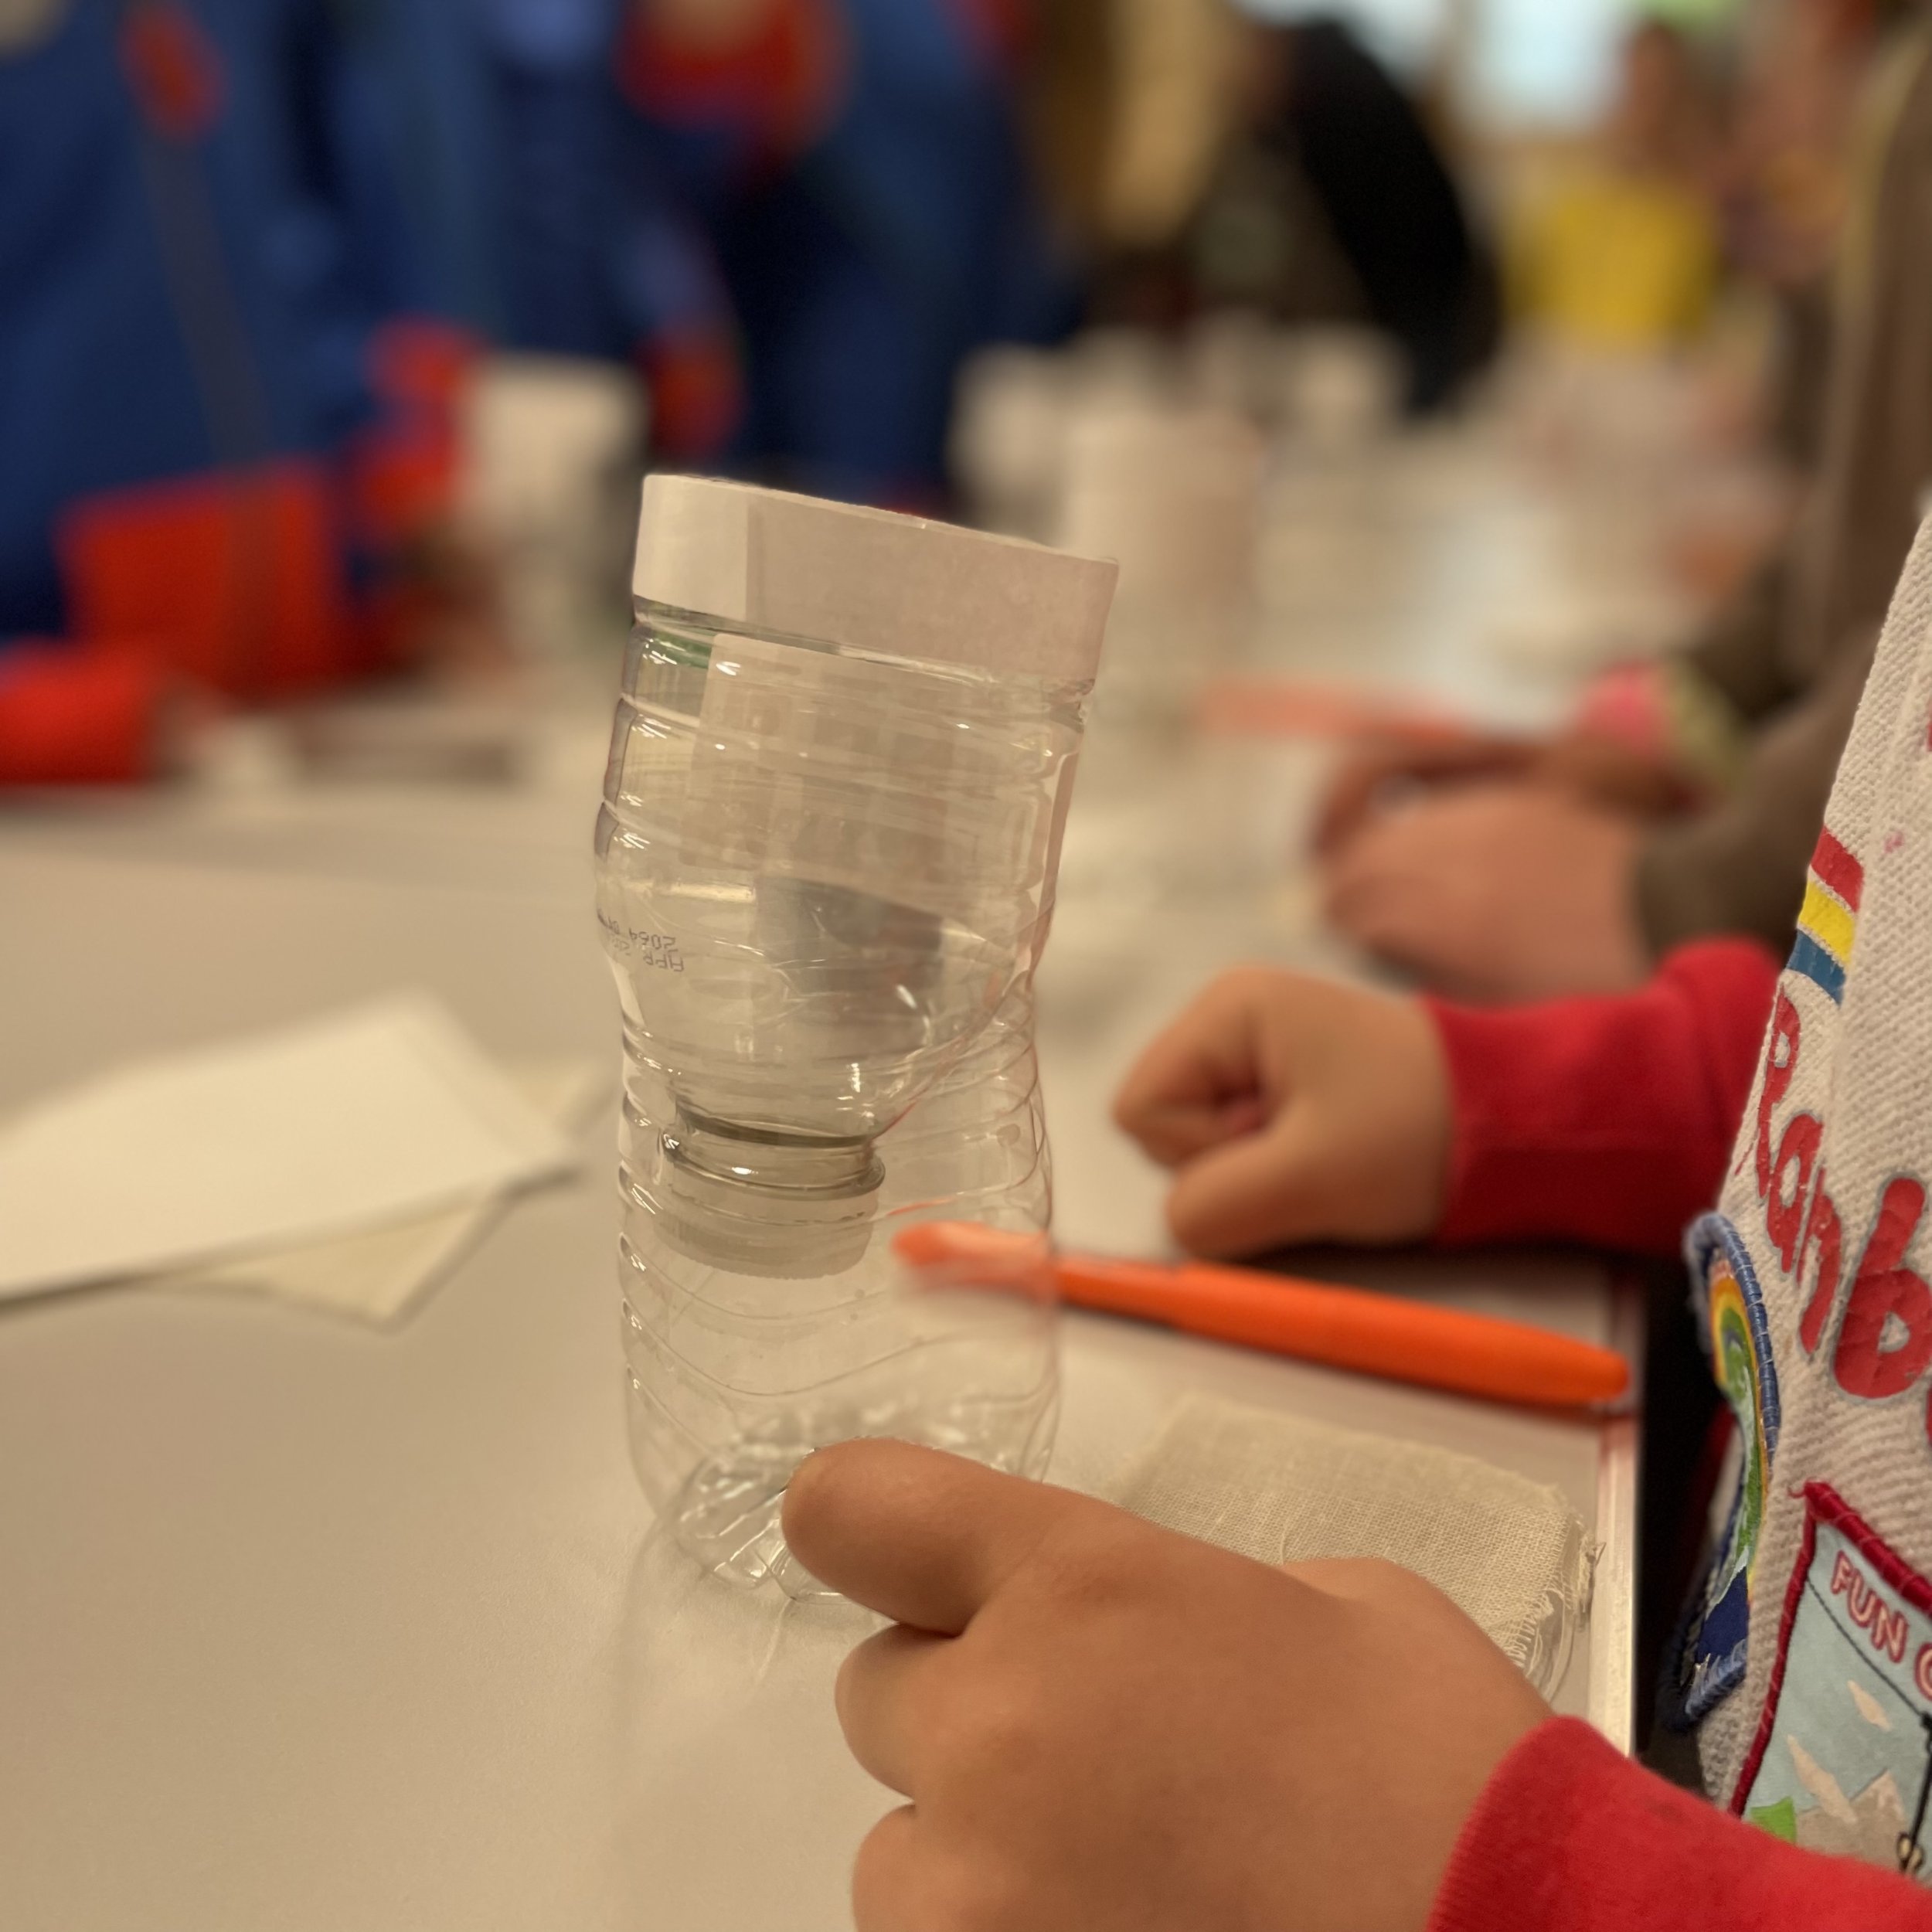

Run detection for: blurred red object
[[640, 325, 747, 462], [617, 0, 847, 168], [947, 0, 1033, 70], [57, 461, 364, 701], [0, 646, 178, 787], [367, 318, 478, 421], [352, 319, 481, 546], [118, 0, 225, 141]]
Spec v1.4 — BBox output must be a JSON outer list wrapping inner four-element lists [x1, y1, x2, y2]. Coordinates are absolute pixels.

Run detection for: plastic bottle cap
[[633, 474, 1117, 683]]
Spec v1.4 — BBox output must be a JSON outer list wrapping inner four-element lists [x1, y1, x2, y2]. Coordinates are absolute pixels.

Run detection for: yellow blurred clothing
[[1512, 168, 1718, 352]]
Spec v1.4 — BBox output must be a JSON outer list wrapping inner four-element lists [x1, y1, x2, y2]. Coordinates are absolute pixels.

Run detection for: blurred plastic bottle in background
[[1055, 400, 1263, 741], [595, 477, 1115, 1591], [948, 345, 1074, 540], [949, 328, 1189, 543], [1278, 326, 1403, 462], [460, 356, 645, 662]]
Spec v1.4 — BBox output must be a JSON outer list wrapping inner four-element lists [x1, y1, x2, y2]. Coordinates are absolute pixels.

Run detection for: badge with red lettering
[[1732, 1484, 1932, 1881], [1664, 1215, 1782, 1730]]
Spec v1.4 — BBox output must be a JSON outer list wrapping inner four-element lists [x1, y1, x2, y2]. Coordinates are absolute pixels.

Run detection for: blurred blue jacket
[[345, 0, 733, 365], [1, 0, 730, 670], [0, 0, 396, 643], [623, 0, 1075, 502]]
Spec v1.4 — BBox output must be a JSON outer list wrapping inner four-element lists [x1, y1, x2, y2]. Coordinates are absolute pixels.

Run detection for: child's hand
[[1313, 730, 1536, 856], [1112, 968, 1452, 1257], [785, 1440, 1548, 1932], [1322, 787, 1648, 1002]]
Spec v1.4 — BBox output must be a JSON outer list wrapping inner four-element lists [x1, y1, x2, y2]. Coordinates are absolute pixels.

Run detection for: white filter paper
[[151, 1058, 604, 1325], [0, 995, 577, 1301]]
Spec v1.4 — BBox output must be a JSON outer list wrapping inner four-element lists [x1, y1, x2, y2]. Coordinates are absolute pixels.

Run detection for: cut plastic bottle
[[595, 476, 1115, 1591]]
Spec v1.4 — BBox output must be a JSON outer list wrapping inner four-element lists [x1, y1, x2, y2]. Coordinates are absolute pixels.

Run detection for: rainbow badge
[[1788, 828, 1862, 1003]]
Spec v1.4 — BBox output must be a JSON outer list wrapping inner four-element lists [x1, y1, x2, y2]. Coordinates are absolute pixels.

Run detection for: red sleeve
[[1431, 1718, 1932, 1932], [1424, 937, 1780, 1258]]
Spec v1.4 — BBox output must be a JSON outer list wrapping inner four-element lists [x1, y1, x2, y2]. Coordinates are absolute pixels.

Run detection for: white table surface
[[0, 745, 1634, 1932], [0, 422, 1684, 1929]]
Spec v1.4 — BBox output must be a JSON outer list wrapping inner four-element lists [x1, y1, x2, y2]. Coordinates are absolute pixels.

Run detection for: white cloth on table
[[1113, 1393, 1594, 1696]]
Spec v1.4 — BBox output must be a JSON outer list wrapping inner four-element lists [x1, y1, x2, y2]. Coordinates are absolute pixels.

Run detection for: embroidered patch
[[1666, 1216, 1783, 1727], [1787, 827, 1862, 1004], [1733, 1485, 1932, 1883]]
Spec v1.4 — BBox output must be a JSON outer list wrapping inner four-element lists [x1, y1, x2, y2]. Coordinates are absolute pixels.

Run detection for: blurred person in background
[[344, 0, 741, 466], [1509, 19, 1723, 355], [1244, 14, 1500, 413], [1316, 0, 1932, 1005], [0, 0, 509, 789], [618, 0, 1079, 505], [1122, 7, 1500, 413], [1724, 0, 1882, 468]]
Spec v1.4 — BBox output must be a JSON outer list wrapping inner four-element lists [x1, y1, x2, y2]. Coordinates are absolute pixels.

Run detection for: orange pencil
[[894, 1223, 1629, 1412]]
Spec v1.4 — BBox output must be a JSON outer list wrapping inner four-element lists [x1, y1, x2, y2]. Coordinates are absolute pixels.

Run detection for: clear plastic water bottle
[[595, 477, 1114, 1591]]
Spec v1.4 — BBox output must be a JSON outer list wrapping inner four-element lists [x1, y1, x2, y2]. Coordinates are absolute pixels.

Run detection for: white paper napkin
[[151, 1060, 605, 1325], [0, 996, 579, 1302]]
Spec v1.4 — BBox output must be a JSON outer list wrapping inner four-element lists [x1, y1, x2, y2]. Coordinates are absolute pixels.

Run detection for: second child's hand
[[1113, 967, 1453, 1258]]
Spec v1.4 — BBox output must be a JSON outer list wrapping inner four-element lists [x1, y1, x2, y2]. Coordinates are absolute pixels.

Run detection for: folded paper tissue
[[0, 995, 596, 1324]]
